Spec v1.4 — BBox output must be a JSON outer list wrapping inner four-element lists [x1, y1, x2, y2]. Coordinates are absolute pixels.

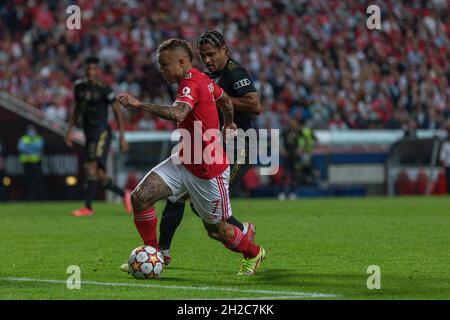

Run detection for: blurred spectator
[[298, 120, 318, 185], [118, 74, 141, 98], [439, 121, 450, 195], [328, 112, 348, 130], [45, 98, 68, 122], [279, 118, 302, 200], [403, 118, 418, 139], [17, 124, 45, 200], [0, 0, 448, 131], [136, 112, 156, 131]]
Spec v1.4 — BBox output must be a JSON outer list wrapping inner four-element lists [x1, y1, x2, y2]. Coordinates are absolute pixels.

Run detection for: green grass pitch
[[0, 197, 449, 300]]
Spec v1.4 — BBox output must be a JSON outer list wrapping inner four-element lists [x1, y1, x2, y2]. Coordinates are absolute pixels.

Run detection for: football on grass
[[128, 245, 164, 279]]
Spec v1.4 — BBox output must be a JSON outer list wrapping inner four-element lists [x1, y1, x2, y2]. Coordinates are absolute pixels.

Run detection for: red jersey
[[174, 68, 228, 179]]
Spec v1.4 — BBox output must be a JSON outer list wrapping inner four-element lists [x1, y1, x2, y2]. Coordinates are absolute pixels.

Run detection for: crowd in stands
[[0, 0, 449, 132]]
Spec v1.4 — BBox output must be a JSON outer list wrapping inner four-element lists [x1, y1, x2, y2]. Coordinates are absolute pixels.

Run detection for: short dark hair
[[157, 38, 194, 61], [197, 30, 226, 49], [85, 55, 100, 65]]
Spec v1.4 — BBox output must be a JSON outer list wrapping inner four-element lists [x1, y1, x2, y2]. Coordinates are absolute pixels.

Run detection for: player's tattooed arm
[[138, 101, 191, 122], [115, 93, 191, 122]]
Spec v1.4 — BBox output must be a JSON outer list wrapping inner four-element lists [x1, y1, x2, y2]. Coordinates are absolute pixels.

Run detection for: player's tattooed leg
[[131, 172, 172, 212], [203, 220, 235, 243]]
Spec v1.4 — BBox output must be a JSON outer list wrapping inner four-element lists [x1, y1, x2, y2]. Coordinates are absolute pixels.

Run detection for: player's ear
[[178, 57, 185, 68], [221, 45, 228, 55]]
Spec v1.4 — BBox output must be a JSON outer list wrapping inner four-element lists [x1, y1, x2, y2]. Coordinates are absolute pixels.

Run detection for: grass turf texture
[[0, 197, 449, 300]]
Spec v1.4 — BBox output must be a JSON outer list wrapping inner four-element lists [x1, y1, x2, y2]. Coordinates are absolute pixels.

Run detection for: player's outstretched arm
[[217, 92, 237, 143], [216, 92, 234, 126], [115, 93, 191, 123], [229, 92, 262, 115], [112, 100, 128, 153], [138, 102, 191, 123], [65, 103, 82, 147]]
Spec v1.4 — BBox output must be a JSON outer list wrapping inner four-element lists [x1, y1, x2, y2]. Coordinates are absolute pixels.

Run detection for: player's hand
[[119, 136, 129, 153], [222, 122, 238, 144], [116, 93, 140, 109], [64, 131, 74, 148]]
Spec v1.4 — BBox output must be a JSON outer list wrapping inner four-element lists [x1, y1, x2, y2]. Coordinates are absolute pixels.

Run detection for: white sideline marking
[[190, 296, 315, 300], [1, 277, 339, 299]]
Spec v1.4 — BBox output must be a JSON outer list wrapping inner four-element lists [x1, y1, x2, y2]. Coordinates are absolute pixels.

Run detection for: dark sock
[[226, 215, 245, 232], [103, 178, 125, 197], [85, 176, 98, 209], [159, 200, 185, 250]]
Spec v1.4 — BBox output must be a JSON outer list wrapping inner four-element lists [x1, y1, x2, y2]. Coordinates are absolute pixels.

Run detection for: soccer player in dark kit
[[65, 56, 131, 217], [157, 31, 262, 266]]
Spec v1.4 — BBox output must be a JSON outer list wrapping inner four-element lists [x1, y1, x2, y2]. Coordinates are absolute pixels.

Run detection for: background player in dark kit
[[65, 56, 131, 216], [158, 31, 262, 264]]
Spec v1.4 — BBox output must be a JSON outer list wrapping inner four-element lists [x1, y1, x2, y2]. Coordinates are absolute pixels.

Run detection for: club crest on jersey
[[234, 78, 250, 89]]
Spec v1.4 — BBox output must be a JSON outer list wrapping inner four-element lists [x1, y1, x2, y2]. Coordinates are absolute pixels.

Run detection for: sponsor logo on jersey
[[233, 78, 251, 89], [180, 87, 193, 100]]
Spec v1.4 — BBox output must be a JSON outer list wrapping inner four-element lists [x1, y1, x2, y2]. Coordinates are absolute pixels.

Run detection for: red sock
[[224, 226, 260, 259], [133, 208, 158, 249]]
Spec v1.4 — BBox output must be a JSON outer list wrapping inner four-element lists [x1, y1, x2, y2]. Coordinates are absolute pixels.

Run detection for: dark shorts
[[84, 127, 112, 169], [229, 162, 251, 186], [284, 155, 301, 172], [229, 144, 252, 186]]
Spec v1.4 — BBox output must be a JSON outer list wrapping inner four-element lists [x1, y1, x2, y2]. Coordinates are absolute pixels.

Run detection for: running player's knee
[[98, 175, 107, 186], [97, 169, 107, 184], [131, 171, 171, 212], [84, 162, 97, 176], [131, 184, 159, 211], [131, 188, 150, 211]]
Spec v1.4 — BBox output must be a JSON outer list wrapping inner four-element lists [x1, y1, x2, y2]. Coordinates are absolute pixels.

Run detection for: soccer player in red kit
[[116, 38, 265, 275]]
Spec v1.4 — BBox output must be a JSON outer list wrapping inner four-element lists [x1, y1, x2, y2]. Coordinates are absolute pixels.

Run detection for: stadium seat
[[414, 170, 428, 195], [125, 172, 138, 191], [395, 170, 415, 195], [436, 170, 448, 194]]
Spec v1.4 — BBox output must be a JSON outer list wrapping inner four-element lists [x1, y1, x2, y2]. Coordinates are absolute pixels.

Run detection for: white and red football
[[128, 245, 164, 279]]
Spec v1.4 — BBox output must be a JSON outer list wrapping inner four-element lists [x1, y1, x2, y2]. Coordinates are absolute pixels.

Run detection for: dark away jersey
[[74, 78, 115, 138], [205, 58, 257, 131], [282, 128, 301, 157]]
